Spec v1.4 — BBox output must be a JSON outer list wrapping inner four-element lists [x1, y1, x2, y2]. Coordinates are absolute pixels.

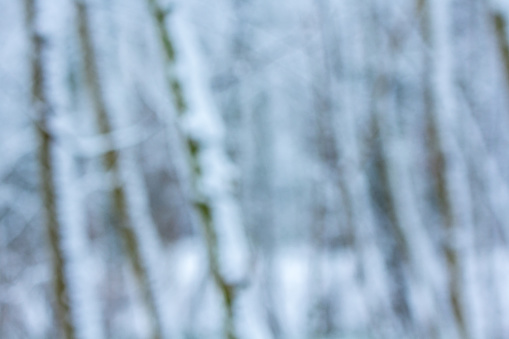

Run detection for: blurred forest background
[[2, 0, 509, 338]]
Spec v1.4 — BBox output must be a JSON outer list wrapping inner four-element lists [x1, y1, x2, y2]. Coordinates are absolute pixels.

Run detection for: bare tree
[[24, 0, 77, 337], [74, 2, 165, 338], [491, 7, 509, 91], [419, 0, 474, 337], [146, 1, 251, 338]]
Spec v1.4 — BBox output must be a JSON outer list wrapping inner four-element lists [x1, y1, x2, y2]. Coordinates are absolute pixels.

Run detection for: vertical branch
[[367, 3, 445, 335], [364, 4, 415, 331], [491, 9, 509, 90], [372, 71, 445, 337], [74, 2, 164, 338], [419, 0, 473, 337], [371, 75, 414, 329], [24, 0, 77, 338], [226, 3, 281, 336], [146, 1, 244, 338], [250, 92, 281, 338], [304, 3, 346, 334], [320, 0, 392, 323]]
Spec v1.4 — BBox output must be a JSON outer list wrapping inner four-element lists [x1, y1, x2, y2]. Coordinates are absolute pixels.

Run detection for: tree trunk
[[75, 2, 164, 338], [419, 0, 474, 337], [25, 0, 77, 337], [146, 1, 251, 338]]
